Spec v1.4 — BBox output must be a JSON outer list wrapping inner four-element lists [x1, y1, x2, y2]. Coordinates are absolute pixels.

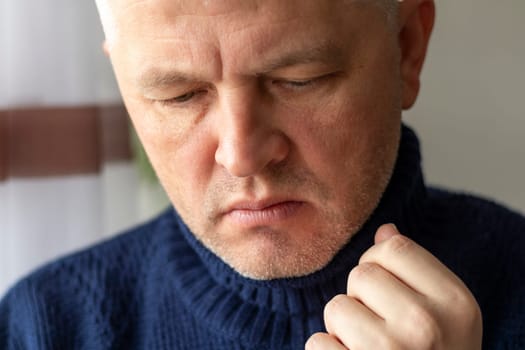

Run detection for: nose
[[214, 88, 290, 177]]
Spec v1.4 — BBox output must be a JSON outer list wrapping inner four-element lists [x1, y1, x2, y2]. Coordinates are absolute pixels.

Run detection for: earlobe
[[398, 0, 435, 109]]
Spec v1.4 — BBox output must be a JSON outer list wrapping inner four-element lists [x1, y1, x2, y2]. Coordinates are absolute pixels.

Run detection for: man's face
[[109, 0, 403, 279]]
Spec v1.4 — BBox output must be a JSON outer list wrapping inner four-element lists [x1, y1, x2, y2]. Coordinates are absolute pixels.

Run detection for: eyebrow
[[137, 70, 201, 93], [257, 41, 346, 74], [137, 41, 345, 91]]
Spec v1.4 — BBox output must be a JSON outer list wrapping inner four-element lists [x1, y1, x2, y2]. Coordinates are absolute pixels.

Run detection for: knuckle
[[347, 262, 381, 293], [449, 285, 477, 311], [349, 262, 379, 282], [448, 288, 483, 336], [324, 294, 347, 319], [378, 337, 403, 350], [445, 283, 469, 303], [446, 284, 481, 317], [323, 294, 350, 330], [403, 303, 442, 347], [468, 301, 483, 328]]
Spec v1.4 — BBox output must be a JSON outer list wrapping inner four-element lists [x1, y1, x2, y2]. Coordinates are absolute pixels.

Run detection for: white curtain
[[0, 1, 168, 297]]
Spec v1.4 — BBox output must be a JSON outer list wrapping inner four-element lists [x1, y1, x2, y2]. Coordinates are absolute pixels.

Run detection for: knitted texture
[[1, 125, 524, 349]]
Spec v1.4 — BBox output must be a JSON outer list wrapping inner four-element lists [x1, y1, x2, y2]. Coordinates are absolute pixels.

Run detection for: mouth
[[224, 200, 305, 227]]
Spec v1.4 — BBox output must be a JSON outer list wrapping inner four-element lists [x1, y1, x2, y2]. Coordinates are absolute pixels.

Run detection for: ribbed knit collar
[[158, 124, 427, 349]]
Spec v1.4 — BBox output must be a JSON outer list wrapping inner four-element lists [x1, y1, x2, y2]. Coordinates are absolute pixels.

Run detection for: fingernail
[[389, 223, 398, 232]]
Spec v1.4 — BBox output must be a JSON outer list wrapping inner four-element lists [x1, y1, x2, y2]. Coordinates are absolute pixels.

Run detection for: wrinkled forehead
[[103, 0, 387, 14], [98, 0, 396, 46]]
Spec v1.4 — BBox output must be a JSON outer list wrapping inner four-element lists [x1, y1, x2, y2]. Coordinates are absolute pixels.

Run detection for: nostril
[[269, 131, 290, 165]]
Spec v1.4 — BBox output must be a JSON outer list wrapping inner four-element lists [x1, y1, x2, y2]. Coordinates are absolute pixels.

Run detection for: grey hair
[[95, 0, 118, 47], [95, 0, 402, 46]]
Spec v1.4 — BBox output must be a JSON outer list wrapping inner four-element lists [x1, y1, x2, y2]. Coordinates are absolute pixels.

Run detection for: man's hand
[[305, 224, 482, 349]]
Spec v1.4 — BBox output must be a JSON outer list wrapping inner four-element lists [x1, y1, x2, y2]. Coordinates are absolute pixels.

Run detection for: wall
[[405, 0, 525, 213]]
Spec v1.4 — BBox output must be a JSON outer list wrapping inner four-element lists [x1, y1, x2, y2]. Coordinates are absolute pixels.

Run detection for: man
[[1, 0, 524, 349]]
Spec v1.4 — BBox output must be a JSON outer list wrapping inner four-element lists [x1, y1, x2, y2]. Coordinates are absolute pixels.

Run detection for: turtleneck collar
[[156, 124, 427, 348]]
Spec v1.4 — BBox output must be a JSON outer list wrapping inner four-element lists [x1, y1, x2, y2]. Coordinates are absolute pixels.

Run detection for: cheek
[[285, 97, 368, 167], [126, 101, 216, 210], [286, 86, 400, 190]]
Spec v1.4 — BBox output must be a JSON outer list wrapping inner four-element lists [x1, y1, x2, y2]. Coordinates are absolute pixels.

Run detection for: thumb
[[374, 223, 400, 244]]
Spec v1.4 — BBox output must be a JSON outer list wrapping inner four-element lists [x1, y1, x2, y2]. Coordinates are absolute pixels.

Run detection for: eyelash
[[280, 79, 317, 89], [157, 90, 207, 107], [155, 74, 332, 107], [273, 73, 335, 91]]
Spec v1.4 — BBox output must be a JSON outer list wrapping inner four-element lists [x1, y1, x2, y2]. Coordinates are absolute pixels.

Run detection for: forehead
[[111, 0, 391, 53], [113, 0, 347, 15], [108, 0, 393, 84], [110, 0, 384, 37]]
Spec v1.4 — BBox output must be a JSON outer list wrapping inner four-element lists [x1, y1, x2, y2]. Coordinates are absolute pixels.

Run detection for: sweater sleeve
[[0, 280, 45, 350]]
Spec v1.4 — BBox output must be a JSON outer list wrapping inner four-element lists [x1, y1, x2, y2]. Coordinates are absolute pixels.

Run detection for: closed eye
[[272, 73, 337, 91], [156, 90, 208, 107], [283, 79, 316, 88]]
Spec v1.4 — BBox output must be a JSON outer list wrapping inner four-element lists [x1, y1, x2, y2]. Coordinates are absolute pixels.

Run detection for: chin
[[198, 208, 365, 280], [232, 262, 323, 281], [222, 243, 335, 281]]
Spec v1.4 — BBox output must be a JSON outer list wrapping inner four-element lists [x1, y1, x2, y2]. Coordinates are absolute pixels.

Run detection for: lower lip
[[226, 201, 304, 227]]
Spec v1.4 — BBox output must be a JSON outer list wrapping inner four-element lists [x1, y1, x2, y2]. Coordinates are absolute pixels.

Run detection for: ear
[[398, 0, 435, 109]]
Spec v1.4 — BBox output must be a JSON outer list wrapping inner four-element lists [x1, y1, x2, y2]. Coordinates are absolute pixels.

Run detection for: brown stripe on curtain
[[0, 110, 7, 181], [0, 105, 132, 181]]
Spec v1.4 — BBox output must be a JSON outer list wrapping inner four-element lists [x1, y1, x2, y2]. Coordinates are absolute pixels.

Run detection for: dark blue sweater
[[1, 126, 524, 349]]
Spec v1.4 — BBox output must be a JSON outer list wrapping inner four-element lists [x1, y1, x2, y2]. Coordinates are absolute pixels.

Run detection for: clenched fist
[[306, 224, 482, 349]]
